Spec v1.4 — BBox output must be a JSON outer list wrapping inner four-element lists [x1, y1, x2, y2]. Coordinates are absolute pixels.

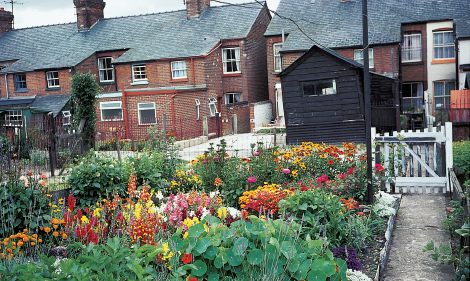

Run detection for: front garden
[[0, 127, 399, 281]]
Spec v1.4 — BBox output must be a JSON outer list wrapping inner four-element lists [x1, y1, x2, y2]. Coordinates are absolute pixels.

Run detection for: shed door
[[275, 82, 284, 118]]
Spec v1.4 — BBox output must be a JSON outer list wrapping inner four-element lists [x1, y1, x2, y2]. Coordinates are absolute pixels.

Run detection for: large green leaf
[[247, 249, 264, 265], [214, 251, 228, 269], [187, 222, 205, 239], [194, 238, 213, 255], [203, 245, 220, 260], [307, 270, 327, 281], [311, 258, 336, 277], [233, 237, 248, 256], [169, 236, 183, 252], [226, 248, 242, 267], [293, 259, 312, 280], [192, 260, 207, 277], [280, 241, 297, 259]]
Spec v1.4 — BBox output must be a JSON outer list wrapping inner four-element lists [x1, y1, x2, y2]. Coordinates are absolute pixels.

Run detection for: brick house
[[264, 0, 470, 130], [0, 0, 271, 140]]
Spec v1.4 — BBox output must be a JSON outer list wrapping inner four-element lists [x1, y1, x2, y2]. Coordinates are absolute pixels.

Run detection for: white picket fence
[[372, 122, 453, 194]]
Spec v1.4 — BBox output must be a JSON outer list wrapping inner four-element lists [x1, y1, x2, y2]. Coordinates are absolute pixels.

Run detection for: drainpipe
[[4, 74, 8, 99], [454, 21, 459, 89], [170, 91, 178, 132], [121, 83, 130, 139]]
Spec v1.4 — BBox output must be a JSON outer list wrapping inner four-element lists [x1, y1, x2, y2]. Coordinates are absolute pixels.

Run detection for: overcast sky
[[4, 0, 280, 29]]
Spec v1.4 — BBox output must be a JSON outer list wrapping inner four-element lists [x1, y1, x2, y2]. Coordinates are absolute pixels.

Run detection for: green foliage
[[453, 140, 470, 180], [0, 180, 52, 237], [0, 237, 169, 280], [279, 189, 351, 248], [0, 132, 11, 157], [163, 215, 347, 281], [68, 151, 127, 206], [70, 72, 100, 149], [343, 214, 375, 251], [14, 130, 32, 159], [29, 149, 49, 166], [124, 151, 167, 190], [147, 125, 182, 180], [444, 201, 464, 237], [423, 241, 470, 281]]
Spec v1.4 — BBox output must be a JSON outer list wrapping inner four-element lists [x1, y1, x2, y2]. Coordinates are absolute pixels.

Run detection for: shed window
[[62, 111, 71, 125], [138, 102, 156, 125], [100, 101, 123, 121], [5, 110, 22, 126], [302, 79, 337, 96]]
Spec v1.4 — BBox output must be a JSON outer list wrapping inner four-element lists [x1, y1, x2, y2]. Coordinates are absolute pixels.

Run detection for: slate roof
[[0, 2, 265, 73], [265, 0, 470, 52], [30, 94, 71, 117]]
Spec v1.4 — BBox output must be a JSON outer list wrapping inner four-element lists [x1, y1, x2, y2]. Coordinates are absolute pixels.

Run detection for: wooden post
[[48, 113, 57, 176], [115, 133, 121, 162], [232, 114, 237, 135], [273, 127, 277, 146], [163, 114, 167, 145], [203, 116, 208, 136], [445, 122, 453, 192]]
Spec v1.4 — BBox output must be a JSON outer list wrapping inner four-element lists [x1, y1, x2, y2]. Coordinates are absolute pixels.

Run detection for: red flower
[[28, 171, 33, 176], [182, 252, 193, 264], [189, 278, 198, 281], [300, 186, 308, 192], [317, 175, 329, 184], [347, 167, 355, 175]]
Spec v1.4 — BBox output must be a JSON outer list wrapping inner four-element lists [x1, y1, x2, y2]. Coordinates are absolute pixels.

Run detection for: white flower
[[346, 269, 372, 281], [155, 191, 164, 200], [226, 207, 241, 218]]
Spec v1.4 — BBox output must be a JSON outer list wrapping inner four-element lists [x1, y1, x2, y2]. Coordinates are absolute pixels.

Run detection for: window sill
[[431, 59, 455, 64], [402, 60, 423, 65], [138, 123, 157, 126], [99, 81, 115, 85], [13, 89, 28, 93], [101, 119, 124, 122], [45, 87, 61, 91], [272, 71, 282, 75], [131, 80, 149, 86], [170, 78, 189, 83], [222, 73, 242, 77]]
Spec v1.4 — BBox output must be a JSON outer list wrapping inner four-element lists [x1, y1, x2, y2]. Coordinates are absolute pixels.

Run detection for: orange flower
[[38, 239, 43, 243], [181, 253, 193, 264], [44, 227, 51, 233], [23, 229, 28, 233], [31, 242, 36, 246], [40, 174, 48, 179], [62, 234, 67, 240], [53, 231, 59, 237], [53, 225, 58, 229], [328, 160, 335, 165], [22, 237, 28, 242], [32, 234, 38, 238], [39, 180, 47, 187], [17, 241, 23, 247], [51, 218, 59, 224]]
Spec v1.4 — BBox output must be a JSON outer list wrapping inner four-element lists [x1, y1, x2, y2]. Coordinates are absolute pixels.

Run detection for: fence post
[[115, 132, 121, 162], [232, 114, 237, 135], [272, 127, 277, 146], [203, 116, 208, 136], [163, 114, 167, 144], [445, 122, 453, 193], [48, 113, 57, 177]]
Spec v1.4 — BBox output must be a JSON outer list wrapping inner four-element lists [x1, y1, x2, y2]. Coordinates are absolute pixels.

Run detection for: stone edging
[[374, 194, 402, 281]]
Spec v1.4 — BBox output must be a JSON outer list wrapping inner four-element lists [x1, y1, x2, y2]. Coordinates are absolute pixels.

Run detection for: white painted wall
[[426, 21, 456, 114], [458, 39, 470, 90], [253, 100, 273, 128]]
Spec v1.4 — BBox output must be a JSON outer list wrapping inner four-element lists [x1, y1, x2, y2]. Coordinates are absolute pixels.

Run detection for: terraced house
[[0, 0, 271, 139], [265, 0, 470, 133]]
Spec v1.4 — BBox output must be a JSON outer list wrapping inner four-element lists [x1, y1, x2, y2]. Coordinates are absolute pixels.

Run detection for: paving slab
[[381, 193, 456, 281]]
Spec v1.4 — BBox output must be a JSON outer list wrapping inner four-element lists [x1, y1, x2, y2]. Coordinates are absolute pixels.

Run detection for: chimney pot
[[186, 0, 210, 18], [73, 0, 106, 30], [0, 7, 13, 35]]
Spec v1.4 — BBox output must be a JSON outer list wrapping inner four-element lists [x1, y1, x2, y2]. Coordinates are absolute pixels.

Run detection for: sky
[[4, 0, 280, 29]]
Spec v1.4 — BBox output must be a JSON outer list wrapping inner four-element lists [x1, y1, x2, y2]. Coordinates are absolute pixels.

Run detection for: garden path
[[381, 193, 455, 280]]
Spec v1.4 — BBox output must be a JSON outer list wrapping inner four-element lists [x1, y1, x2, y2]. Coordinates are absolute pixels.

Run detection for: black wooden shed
[[279, 45, 399, 144]]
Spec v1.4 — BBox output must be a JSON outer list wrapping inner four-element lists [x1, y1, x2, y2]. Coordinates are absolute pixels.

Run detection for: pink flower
[[247, 177, 257, 183], [317, 175, 329, 184], [338, 173, 347, 180], [375, 164, 384, 172], [282, 169, 291, 174], [254, 152, 260, 156], [347, 167, 355, 175]]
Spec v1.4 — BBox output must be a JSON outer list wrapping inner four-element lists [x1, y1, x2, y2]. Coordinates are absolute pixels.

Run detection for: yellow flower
[[217, 207, 227, 219], [81, 216, 89, 224]]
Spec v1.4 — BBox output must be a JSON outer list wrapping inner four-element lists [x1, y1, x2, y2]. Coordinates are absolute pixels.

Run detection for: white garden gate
[[372, 122, 453, 194]]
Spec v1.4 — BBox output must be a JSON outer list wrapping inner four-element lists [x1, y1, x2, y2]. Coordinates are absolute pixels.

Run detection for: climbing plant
[[70, 72, 101, 150]]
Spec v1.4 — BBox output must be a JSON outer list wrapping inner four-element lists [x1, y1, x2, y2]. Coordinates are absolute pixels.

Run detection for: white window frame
[[62, 111, 71, 126], [302, 79, 337, 96], [195, 99, 200, 120], [209, 98, 218, 117], [5, 110, 22, 126], [402, 82, 423, 113], [225, 93, 241, 104], [222, 47, 241, 74], [354, 48, 374, 68], [132, 64, 148, 84], [98, 57, 114, 82], [46, 71, 60, 88], [100, 101, 123, 121], [138, 102, 156, 125], [273, 43, 283, 72], [402, 34, 422, 62], [433, 31, 455, 60], [171, 61, 187, 79], [434, 81, 455, 110]]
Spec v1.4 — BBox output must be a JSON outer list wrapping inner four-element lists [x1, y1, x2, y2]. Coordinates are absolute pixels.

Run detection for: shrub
[[124, 151, 168, 191], [68, 152, 127, 206], [453, 140, 470, 179], [0, 179, 52, 237]]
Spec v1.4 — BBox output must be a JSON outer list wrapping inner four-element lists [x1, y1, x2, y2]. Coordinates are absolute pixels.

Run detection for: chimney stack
[[0, 7, 13, 35], [186, 0, 210, 18], [73, 0, 106, 30]]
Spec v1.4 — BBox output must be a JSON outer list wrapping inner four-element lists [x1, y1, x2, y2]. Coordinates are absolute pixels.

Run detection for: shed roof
[[0, 2, 265, 73], [30, 94, 71, 117], [265, 0, 470, 52]]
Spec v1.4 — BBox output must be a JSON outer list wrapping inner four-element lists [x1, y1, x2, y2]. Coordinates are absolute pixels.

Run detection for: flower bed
[[0, 136, 398, 280]]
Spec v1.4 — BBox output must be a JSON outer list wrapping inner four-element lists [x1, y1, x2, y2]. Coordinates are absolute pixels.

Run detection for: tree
[[70, 72, 101, 150]]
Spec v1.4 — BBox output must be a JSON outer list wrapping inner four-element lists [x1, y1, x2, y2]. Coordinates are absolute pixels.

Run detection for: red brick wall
[[221, 101, 250, 134], [401, 23, 427, 90]]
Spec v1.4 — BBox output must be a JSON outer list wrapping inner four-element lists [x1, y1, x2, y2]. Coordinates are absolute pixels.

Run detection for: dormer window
[[98, 57, 114, 82], [222, 48, 241, 74], [46, 71, 60, 88]]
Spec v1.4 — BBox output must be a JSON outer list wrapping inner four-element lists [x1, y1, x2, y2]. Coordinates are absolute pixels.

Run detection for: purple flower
[[247, 177, 257, 183]]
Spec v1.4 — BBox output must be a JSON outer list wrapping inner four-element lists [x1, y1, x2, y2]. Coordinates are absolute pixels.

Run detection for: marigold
[[40, 174, 48, 179], [44, 227, 51, 233], [38, 239, 43, 243], [62, 234, 67, 240], [53, 231, 59, 237], [17, 241, 23, 247], [31, 242, 36, 246], [22, 237, 28, 242]]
